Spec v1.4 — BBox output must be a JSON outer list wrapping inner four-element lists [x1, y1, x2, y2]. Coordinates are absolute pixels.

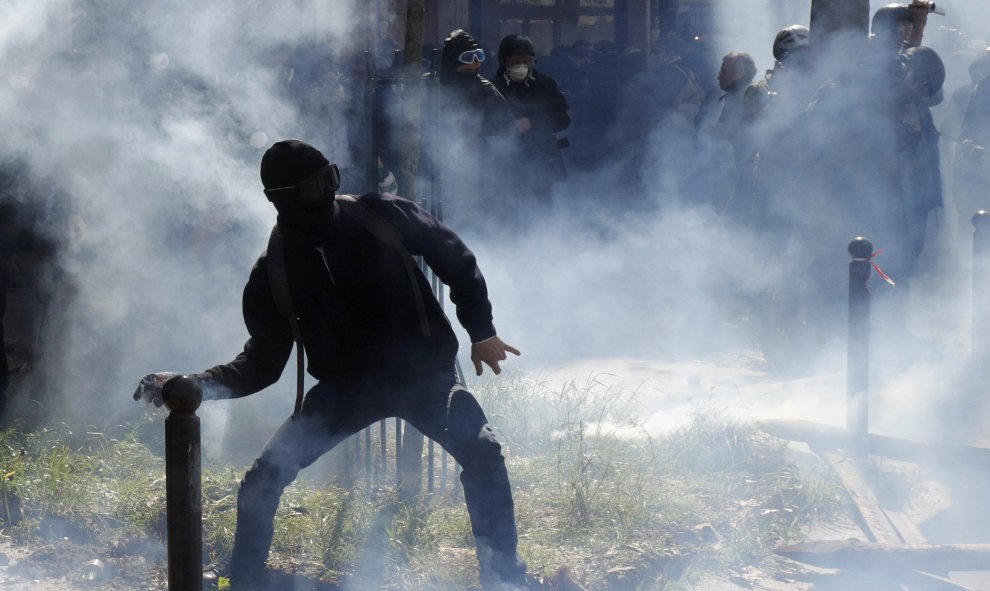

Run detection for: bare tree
[[397, 0, 428, 499]]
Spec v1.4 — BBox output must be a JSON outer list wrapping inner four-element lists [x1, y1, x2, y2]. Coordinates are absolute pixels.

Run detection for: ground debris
[[546, 565, 590, 590]]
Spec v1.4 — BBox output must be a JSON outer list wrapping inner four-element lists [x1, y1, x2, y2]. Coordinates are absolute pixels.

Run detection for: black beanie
[[260, 140, 330, 190]]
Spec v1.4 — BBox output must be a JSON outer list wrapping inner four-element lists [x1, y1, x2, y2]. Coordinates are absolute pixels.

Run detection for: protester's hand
[[516, 117, 532, 133], [132, 372, 180, 407], [471, 336, 521, 376]]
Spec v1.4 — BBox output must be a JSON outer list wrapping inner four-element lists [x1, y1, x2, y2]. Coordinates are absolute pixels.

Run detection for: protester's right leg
[[229, 382, 384, 587]]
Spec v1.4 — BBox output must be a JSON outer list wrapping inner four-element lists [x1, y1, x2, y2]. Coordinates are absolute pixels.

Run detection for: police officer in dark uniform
[[491, 35, 570, 213], [134, 140, 528, 591]]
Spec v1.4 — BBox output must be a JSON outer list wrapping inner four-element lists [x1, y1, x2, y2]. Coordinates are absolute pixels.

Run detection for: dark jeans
[[229, 368, 526, 590]]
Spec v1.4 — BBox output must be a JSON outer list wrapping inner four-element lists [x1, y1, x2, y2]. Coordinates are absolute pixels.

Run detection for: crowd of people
[[418, 6, 990, 360]]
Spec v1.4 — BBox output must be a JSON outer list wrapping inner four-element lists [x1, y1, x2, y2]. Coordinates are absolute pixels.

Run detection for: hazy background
[[0, 0, 986, 455], [1, 0, 989, 553]]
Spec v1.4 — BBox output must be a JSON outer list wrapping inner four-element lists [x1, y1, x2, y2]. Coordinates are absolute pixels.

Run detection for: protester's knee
[[444, 388, 507, 469], [238, 457, 296, 508], [477, 424, 503, 453], [457, 424, 508, 473]]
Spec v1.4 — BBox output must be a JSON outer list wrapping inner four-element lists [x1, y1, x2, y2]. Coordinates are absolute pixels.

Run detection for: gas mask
[[508, 64, 530, 83], [265, 163, 340, 245]]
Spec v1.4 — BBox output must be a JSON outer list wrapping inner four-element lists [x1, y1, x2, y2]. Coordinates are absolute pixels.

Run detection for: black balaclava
[[261, 140, 334, 246]]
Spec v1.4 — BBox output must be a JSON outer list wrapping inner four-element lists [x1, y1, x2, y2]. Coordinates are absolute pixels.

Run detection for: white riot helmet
[[773, 25, 810, 62]]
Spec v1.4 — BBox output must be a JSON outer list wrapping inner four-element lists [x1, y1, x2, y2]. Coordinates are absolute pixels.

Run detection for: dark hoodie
[[491, 39, 570, 179]]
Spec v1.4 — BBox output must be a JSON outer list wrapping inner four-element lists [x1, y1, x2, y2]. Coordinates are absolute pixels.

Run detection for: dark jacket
[[492, 69, 570, 136], [492, 68, 570, 176], [436, 73, 507, 136], [202, 192, 496, 395]]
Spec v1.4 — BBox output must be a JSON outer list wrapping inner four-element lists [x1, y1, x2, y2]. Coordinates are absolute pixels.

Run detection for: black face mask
[[266, 163, 340, 246], [276, 198, 334, 246]]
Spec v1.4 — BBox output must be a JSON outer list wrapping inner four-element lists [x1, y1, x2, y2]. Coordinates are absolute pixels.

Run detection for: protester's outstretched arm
[[196, 258, 295, 397], [133, 257, 294, 407]]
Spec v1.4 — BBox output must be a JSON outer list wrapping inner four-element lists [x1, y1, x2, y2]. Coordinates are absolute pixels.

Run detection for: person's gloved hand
[[132, 372, 181, 407]]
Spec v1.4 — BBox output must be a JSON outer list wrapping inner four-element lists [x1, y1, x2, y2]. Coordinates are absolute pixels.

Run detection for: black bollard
[[973, 211, 990, 361], [163, 376, 203, 591], [847, 237, 873, 447]]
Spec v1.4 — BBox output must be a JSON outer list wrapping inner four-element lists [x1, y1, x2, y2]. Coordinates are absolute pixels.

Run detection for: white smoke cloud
[[0, 0, 379, 446]]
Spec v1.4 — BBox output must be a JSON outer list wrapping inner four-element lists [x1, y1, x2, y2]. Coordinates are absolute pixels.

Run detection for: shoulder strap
[[336, 195, 431, 337], [266, 225, 306, 416]]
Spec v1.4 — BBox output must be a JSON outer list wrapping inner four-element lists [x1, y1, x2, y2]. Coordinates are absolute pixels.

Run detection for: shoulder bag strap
[[267, 225, 306, 416]]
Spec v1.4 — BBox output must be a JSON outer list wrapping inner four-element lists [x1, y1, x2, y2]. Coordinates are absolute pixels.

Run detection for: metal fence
[[349, 47, 460, 495]]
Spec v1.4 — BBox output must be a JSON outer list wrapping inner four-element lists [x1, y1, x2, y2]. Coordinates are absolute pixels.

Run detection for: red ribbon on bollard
[[868, 249, 896, 287]]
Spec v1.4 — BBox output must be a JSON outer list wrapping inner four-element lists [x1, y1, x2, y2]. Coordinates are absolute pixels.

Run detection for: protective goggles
[[457, 48, 486, 64], [264, 163, 340, 205]]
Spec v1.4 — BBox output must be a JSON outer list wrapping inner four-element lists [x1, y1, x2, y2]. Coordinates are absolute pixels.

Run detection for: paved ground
[[538, 353, 990, 590]]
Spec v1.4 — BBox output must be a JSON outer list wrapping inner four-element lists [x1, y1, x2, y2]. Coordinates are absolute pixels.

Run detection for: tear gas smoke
[[3, 0, 990, 588], [0, 0, 381, 453]]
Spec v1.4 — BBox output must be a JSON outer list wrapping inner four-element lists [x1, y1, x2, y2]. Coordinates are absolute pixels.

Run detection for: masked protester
[[134, 140, 529, 591], [491, 34, 571, 216], [425, 29, 509, 229]]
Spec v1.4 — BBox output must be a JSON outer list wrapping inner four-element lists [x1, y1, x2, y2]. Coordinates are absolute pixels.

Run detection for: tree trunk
[[397, 0, 425, 200], [809, 0, 870, 78], [810, 0, 870, 43], [396, 0, 427, 499]]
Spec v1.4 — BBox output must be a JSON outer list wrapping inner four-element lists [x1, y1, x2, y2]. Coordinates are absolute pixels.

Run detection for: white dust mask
[[508, 64, 530, 83]]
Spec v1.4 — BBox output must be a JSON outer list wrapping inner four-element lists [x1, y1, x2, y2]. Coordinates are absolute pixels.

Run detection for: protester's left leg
[[398, 369, 527, 590]]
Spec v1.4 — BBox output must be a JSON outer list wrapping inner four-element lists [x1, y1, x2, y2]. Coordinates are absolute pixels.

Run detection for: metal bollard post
[[973, 211, 990, 361], [163, 376, 203, 591], [847, 237, 873, 447]]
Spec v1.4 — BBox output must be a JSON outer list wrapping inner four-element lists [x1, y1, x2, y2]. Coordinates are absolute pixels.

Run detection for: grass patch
[[0, 373, 843, 590]]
